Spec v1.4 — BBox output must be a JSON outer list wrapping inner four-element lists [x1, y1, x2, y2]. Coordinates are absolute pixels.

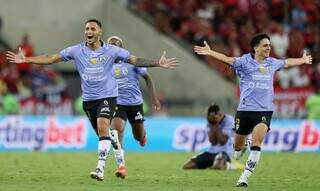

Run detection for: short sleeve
[[231, 54, 247, 73], [116, 47, 130, 61], [270, 58, 285, 71], [136, 67, 147, 76], [60, 45, 77, 62]]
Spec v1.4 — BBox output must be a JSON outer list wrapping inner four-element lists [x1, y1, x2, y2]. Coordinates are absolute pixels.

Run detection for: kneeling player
[[183, 104, 241, 170]]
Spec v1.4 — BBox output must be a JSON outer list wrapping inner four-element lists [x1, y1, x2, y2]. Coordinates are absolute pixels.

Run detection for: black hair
[[250, 33, 270, 53], [85, 19, 102, 28], [207, 104, 220, 116]]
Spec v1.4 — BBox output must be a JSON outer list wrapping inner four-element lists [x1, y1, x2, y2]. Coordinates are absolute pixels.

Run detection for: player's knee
[[251, 135, 265, 147], [113, 121, 124, 133]]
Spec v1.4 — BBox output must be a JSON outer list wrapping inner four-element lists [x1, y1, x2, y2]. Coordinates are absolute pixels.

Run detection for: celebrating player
[[6, 19, 177, 181], [107, 36, 161, 179], [194, 33, 312, 187]]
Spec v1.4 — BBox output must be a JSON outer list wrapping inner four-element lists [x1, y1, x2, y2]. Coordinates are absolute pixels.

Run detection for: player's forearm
[[128, 56, 159, 67], [145, 76, 158, 102], [26, 54, 61, 65], [209, 50, 235, 65], [211, 127, 228, 145], [284, 58, 306, 68]]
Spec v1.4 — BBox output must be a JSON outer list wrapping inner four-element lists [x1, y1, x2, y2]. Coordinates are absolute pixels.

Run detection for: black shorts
[[83, 97, 117, 135], [234, 111, 273, 135], [191, 151, 231, 169], [114, 104, 145, 125]]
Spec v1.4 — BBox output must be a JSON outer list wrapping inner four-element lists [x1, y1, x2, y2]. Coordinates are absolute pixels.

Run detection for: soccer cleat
[[115, 165, 127, 179], [236, 173, 248, 187], [236, 181, 248, 187], [139, 135, 147, 147], [90, 168, 104, 181]]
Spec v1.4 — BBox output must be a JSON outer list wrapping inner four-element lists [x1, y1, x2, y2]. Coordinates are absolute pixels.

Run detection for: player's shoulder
[[225, 114, 234, 121], [66, 42, 84, 50], [105, 42, 125, 51], [221, 114, 234, 127]]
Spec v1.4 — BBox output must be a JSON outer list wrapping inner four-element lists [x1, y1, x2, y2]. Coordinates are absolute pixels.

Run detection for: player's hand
[[6, 47, 26, 63], [302, 50, 312, 64], [152, 99, 161, 111], [158, 51, 177, 69], [194, 41, 213, 56]]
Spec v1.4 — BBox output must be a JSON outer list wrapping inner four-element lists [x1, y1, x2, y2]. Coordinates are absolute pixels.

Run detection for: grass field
[[0, 152, 319, 191]]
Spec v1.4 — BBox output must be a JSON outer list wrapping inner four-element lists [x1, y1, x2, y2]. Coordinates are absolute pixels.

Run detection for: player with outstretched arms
[[6, 19, 177, 181], [194, 33, 312, 187]]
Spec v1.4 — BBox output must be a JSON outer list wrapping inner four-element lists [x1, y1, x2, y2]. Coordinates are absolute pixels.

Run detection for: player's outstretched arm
[[6, 47, 62, 65], [142, 72, 161, 111], [127, 51, 177, 69], [284, 50, 312, 68], [194, 41, 235, 65]]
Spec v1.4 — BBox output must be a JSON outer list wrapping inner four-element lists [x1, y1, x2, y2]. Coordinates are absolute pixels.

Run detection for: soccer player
[[107, 36, 161, 178], [6, 19, 177, 181], [182, 104, 235, 170], [194, 33, 312, 187]]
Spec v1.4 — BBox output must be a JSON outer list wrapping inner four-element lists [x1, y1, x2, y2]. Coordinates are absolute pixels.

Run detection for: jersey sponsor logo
[[103, 100, 109, 105], [82, 67, 104, 81]]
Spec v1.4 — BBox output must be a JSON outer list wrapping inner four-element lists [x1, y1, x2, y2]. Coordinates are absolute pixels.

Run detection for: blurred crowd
[[2, 0, 320, 118], [127, 0, 320, 90], [0, 17, 69, 115]]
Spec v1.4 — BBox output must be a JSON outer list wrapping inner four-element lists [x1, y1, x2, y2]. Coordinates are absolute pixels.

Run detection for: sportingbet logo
[[173, 124, 210, 152], [0, 117, 86, 151], [263, 121, 320, 152]]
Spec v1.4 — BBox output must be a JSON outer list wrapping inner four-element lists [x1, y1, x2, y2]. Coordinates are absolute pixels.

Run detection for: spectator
[[17, 34, 34, 74]]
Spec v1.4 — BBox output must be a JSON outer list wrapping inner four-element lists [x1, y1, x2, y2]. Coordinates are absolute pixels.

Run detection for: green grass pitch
[[0, 152, 320, 191]]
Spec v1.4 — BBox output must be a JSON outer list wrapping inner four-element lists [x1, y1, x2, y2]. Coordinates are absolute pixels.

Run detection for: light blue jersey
[[60, 42, 130, 101], [232, 53, 285, 111], [207, 114, 234, 158], [112, 61, 147, 105]]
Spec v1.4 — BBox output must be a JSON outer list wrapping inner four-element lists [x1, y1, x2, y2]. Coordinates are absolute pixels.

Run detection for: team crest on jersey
[[113, 66, 128, 77], [258, 65, 271, 73], [90, 56, 108, 65]]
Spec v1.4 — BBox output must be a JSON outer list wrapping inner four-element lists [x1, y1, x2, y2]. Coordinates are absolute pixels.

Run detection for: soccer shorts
[[83, 97, 117, 135], [234, 111, 273, 135], [191, 151, 231, 169], [114, 104, 145, 124]]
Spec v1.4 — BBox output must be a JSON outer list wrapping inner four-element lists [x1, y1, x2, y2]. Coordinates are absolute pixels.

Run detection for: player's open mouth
[[87, 36, 94, 39]]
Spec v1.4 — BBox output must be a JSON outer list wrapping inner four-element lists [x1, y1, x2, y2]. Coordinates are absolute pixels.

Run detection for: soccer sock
[[114, 149, 125, 167], [240, 146, 261, 181], [97, 136, 112, 171]]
